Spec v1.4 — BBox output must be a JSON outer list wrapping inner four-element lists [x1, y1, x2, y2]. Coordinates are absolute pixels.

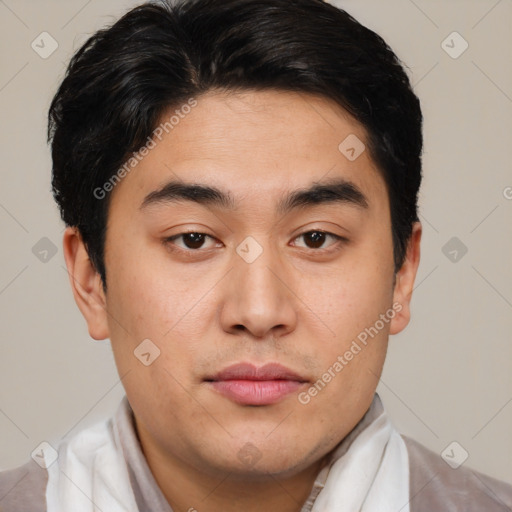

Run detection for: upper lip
[[206, 362, 308, 382]]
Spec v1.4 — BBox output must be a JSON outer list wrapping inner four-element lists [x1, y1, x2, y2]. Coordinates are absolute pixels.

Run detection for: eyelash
[[163, 230, 347, 255]]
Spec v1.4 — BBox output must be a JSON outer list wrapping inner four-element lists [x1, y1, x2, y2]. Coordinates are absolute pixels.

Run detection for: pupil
[[307, 231, 325, 249], [185, 233, 204, 249]]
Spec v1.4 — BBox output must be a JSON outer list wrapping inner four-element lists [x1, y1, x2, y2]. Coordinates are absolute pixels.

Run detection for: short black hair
[[48, 0, 423, 287]]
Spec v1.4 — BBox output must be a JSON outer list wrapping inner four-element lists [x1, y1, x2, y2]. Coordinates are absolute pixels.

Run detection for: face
[[65, 89, 420, 480]]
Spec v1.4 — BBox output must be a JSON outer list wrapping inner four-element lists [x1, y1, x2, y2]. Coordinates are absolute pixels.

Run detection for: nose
[[219, 239, 298, 339]]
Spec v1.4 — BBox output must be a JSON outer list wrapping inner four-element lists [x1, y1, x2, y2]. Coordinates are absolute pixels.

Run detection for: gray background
[[0, 0, 511, 483]]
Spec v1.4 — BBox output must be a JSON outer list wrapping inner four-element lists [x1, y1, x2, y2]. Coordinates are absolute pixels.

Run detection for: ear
[[62, 227, 110, 340], [389, 222, 422, 335]]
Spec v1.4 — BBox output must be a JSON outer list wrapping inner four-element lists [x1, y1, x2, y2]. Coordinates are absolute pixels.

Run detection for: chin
[[202, 437, 323, 480]]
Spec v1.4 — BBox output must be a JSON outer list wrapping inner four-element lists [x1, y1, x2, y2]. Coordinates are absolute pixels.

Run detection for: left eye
[[291, 230, 343, 250], [165, 232, 220, 250]]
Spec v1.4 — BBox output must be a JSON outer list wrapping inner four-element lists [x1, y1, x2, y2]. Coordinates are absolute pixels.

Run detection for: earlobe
[[389, 222, 422, 335], [62, 227, 110, 340]]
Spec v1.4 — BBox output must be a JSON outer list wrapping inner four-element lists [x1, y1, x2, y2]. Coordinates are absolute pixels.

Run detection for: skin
[[63, 89, 421, 512]]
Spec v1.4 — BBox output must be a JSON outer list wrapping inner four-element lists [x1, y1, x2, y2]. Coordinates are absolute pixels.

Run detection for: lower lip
[[208, 380, 304, 405]]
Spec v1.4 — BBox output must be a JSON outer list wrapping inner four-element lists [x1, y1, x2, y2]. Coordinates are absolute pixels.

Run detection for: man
[[1, 0, 511, 511]]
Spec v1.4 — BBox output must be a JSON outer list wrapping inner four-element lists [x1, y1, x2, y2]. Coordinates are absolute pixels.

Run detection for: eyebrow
[[140, 177, 369, 214], [276, 178, 368, 215]]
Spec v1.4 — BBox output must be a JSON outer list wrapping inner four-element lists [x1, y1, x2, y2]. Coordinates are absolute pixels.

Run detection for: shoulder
[[403, 435, 512, 512], [0, 460, 48, 512]]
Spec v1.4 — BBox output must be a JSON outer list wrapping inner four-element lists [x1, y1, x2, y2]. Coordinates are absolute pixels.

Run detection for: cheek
[[292, 359, 384, 467], [105, 239, 208, 339], [299, 257, 394, 344], [293, 252, 393, 422], [104, 247, 221, 396]]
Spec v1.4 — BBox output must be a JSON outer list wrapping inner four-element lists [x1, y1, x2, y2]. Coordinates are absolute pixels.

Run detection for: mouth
[[204, 362, 309, 406]]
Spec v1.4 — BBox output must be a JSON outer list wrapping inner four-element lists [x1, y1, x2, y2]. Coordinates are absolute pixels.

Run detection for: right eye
[[163, 232, 223, 252]]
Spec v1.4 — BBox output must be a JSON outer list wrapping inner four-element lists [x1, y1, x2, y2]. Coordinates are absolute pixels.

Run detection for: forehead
[[108, 89, 386, 215]]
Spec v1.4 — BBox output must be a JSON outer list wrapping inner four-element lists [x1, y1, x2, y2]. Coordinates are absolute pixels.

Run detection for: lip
[[205, 363, 308, 406]]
